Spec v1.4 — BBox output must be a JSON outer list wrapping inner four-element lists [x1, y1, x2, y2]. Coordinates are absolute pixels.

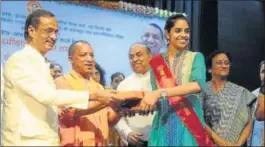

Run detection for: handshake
[[90, 89, 160, 116], [89, 90, 144, 106]]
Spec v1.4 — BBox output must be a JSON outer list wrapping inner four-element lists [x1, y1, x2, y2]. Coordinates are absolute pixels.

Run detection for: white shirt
[[114, 71, 154, 143], [1, 44, 90, 146]]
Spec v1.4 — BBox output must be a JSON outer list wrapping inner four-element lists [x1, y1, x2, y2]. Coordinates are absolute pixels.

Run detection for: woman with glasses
[[201, 50, 257, 146]]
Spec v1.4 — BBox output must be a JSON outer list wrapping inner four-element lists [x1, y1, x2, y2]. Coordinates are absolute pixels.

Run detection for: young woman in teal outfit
[[139, 14, 210, 146]]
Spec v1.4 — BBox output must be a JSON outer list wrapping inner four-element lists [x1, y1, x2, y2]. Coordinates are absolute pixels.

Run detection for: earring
[[208, 70, 211, 73]]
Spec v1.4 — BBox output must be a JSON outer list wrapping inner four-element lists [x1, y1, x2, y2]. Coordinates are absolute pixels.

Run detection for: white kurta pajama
[[2, 44, 90, 146]]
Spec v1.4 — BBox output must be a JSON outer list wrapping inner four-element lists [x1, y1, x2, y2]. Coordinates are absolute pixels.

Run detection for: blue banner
[[1, 1, 166, 85]]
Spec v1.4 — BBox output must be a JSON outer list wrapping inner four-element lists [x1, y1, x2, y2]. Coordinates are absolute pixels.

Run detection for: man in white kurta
[[114, 43, 154, 146], [2, 44, 91, 146], [1, 9, 114, 146]]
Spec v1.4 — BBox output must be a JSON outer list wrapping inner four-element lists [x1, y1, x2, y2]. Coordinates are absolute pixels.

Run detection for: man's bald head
[[129, 42, 151, 55], [68, 40, 95, 78], [68, 40, 91, 57]]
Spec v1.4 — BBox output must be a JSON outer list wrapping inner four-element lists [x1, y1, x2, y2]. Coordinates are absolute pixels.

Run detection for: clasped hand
[[120, 90, 161, 117], [139, 90, 160, 111], [94, 90, 161, 116], [94, 90, 124, 106]]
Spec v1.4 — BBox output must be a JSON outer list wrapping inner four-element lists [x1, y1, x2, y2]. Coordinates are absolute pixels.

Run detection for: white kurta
[[1, 44, 90, 146], [114, 72, 154, 144]]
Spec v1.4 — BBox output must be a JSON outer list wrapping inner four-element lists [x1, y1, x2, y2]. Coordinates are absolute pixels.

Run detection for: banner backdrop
[[1, 1, 166, 86]]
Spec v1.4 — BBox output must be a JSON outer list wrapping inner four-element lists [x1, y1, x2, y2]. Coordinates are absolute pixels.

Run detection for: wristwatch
[[160, 89, 167, 99]]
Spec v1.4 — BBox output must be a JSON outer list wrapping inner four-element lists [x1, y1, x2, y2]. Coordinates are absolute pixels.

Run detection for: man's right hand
[[127, 132, 145, 146], [91, 90, 120, 105]]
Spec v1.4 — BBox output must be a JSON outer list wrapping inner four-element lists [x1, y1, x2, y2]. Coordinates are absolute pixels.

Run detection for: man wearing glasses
[[2, 9, 118, 146]]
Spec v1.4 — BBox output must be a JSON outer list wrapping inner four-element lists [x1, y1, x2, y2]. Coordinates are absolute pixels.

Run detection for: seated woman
[[202, 50, 257, 146]]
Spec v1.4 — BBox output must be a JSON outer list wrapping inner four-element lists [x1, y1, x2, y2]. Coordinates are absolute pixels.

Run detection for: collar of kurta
[[69, 70, 89, 82], [24, 44, 47, 65], [134, 70, 150, 78]]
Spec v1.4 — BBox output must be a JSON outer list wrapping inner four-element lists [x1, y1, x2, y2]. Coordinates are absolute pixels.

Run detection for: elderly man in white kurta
[[115, 43, 154, 146], [1, 9, 116, 146]]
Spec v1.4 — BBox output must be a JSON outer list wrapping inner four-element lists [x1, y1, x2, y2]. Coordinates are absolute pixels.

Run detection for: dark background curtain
[[217, 1, 264, 90]]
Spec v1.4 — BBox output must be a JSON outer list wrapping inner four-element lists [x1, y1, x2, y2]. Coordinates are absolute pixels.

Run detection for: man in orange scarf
[[55, 40, 121, 146]]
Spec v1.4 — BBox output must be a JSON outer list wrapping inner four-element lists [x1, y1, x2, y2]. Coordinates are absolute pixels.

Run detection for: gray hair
[[129, 42, 151, 55]]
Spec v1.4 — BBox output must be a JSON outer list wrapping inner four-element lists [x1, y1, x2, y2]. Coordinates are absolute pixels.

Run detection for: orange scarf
[[62, 70, 109, 146]]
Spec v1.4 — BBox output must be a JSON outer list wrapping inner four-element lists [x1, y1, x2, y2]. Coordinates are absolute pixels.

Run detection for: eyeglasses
[[215, 60, 231, 66], [41, 28, 59, 36]]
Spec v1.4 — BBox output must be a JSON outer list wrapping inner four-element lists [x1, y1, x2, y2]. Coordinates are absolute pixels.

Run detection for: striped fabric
[[201, 81, 257, 143]]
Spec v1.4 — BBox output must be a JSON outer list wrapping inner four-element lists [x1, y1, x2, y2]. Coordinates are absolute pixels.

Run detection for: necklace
[[164, 50, 186, 81]]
